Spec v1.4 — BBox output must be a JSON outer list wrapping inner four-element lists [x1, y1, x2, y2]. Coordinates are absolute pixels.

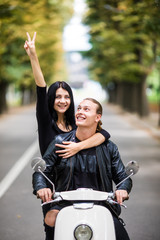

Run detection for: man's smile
[[76, 114, 86, 121]]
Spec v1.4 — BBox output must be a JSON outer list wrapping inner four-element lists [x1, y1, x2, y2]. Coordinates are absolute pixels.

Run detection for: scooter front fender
[[54, 204, 116, 240]]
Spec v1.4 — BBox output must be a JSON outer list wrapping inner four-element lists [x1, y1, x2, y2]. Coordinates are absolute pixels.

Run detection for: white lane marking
[[0, 140, 38, 198]]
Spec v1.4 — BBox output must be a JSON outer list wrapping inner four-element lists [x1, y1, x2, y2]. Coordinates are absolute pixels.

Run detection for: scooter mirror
[[31, 157, 46, 172], [125, 161, 139, 176]]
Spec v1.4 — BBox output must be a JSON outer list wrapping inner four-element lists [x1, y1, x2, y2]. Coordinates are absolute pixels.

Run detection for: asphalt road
[[0, 104, 160, 240]]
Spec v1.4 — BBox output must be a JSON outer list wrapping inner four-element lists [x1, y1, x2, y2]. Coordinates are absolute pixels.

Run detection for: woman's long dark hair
[[47, 81, 75, 129]]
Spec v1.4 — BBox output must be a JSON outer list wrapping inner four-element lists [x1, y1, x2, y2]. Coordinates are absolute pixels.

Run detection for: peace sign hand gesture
[[24, 32, 37, 57]]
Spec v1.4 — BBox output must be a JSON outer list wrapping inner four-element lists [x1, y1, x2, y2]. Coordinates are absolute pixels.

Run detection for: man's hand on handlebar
[[115, 190, 129, 205], [37, 188, 53, 203]]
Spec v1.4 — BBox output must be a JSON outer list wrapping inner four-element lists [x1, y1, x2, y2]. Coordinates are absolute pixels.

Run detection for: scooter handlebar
[[40, 190, 127, 208]]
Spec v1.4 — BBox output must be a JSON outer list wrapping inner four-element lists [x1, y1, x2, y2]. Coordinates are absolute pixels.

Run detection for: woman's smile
[[54, 87, 71, 113]]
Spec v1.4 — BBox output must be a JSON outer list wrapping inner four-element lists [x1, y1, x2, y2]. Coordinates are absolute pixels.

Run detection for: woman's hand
[[24, 32, 37, 57], [24, 32, 46, 87], [55, 141, 82, 158], [115, 190, 129, 205], [37, 188, 53, 203]]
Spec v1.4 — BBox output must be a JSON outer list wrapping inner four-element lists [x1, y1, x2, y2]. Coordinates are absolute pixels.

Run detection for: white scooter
[[31, 158, 139, 240]]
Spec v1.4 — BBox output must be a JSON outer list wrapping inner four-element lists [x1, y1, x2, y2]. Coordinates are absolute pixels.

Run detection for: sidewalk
[[106, 103, 160, 141]]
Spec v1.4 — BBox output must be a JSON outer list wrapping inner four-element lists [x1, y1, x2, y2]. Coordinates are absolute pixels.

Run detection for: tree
[[83, 0, 160, 116], [0, 0, 74, 113]]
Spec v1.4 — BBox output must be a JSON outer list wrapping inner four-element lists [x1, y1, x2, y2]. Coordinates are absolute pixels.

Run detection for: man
[[33, 98, 132, 240]]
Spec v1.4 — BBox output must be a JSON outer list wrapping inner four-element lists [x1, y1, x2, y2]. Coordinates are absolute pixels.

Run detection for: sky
[[63, 0, 107, 103], [63, 0, 91, 51]]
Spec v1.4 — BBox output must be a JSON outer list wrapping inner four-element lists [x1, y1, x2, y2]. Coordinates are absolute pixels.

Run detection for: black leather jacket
[[33, 130, 132, 196]]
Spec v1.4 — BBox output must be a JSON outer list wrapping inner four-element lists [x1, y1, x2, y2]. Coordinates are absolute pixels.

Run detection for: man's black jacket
[[33, 130, 132, 196]]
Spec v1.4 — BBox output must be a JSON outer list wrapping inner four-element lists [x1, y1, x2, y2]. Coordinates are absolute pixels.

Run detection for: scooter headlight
[[74, 224, 93, 240]]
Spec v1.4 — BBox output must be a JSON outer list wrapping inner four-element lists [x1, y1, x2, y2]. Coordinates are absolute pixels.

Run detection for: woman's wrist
[[77, 141, 83, 151], [29, 52, 38, 61]]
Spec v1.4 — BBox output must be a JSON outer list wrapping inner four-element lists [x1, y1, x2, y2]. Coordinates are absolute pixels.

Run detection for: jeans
[[42, 204, 54, 240], [113, 216, 130, 240]]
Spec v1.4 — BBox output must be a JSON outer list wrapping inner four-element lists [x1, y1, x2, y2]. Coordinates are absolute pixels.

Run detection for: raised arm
[[55, 132, 106, 158], [24, 32, 46, 87]]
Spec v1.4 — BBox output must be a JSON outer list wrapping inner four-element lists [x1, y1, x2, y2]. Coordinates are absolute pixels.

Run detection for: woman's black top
[[36, 86, 110, 156]]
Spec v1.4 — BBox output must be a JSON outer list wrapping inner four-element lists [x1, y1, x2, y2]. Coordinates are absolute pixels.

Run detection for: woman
[[24, 32, 110, 240], [24, 32, 110, 156]]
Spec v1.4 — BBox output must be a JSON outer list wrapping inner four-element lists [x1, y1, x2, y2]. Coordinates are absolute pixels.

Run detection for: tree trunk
[[136, 78, 149, 117], [106, 82, 117, 103], [130, 83, 138, 112], [122, 79, 149, 116], [0, 82, 8, 114], [121, 82, 140, 113], [30, 88, 36, 103], [115, 82, 124, 106], [21, 88, 36, 105], [122, 83, 134, 111], [114, 80, 149, 117]]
